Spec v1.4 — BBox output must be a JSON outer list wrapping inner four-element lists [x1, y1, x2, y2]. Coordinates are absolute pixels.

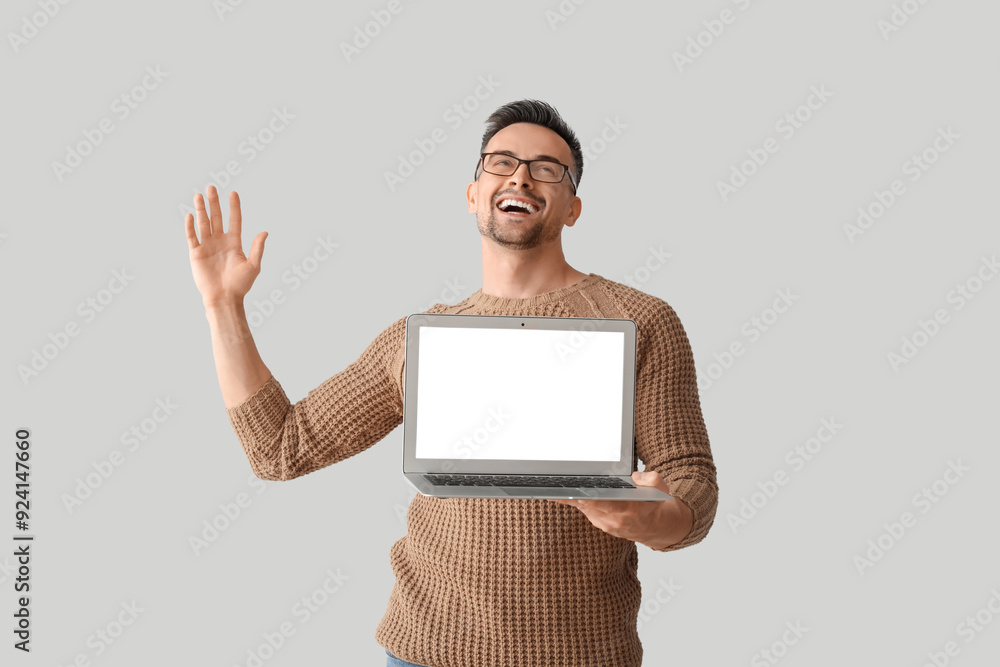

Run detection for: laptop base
[[404, 474, 672, 501]]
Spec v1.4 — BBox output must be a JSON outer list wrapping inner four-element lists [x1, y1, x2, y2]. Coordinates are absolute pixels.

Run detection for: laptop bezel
[[402, 313, 638, 477]]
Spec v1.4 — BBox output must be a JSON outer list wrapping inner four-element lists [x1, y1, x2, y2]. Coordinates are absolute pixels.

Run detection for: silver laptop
[[401, 313, 673, 502]]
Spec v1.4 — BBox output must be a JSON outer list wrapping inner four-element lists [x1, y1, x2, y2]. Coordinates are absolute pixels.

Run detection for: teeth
[[498, 198, 538, 214]]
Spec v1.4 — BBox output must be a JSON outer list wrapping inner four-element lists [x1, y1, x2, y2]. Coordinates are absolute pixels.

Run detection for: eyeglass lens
[[483, 154, 564, 182]]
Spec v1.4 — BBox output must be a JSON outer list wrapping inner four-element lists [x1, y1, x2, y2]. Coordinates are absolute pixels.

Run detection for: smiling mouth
[[496, 198, 540, 217]]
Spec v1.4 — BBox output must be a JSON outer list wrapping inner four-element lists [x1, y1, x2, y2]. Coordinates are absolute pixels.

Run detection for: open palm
[[184, 185, 268, 307]]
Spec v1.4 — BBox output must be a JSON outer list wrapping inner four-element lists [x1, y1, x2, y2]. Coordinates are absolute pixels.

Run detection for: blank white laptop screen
[[413, 327, 625, 462]]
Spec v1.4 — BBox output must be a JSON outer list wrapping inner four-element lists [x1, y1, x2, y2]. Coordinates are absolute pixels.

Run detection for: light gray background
[[2, 1, 998, 665]]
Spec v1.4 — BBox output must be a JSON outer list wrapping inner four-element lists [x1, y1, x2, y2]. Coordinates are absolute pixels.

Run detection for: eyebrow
[[491, 149, 565, 163]]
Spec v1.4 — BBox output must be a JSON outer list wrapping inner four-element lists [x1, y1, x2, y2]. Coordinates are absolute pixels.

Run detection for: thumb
[[631, 470, 658, 486], [248, 231, 268, 270]]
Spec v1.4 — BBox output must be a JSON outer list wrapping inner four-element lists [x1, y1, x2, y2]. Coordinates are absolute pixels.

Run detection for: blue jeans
[[385, 648, 429, 667]]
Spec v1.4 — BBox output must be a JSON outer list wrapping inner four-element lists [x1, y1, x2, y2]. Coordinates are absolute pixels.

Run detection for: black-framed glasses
[[475, 152, 578, 193]]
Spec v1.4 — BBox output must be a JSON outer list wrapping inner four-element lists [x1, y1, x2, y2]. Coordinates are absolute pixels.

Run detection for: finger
[[575, 500, 614, 515], [248, 231, 268, 271], [184, 213, 200, 249], [194, 192, 212, 238], [229, 190, 242, 238], [207, 185, 224, 234]]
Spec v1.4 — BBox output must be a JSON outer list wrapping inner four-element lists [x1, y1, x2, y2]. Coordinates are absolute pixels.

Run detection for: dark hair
[[479, 99, 584, 190]]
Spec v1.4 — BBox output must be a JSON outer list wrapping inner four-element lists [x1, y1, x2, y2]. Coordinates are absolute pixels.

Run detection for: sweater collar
[[464, 273, 604, 311]]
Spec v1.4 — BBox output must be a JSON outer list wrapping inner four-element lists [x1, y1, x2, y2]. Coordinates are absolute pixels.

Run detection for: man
[[184, 99, 718, 667]]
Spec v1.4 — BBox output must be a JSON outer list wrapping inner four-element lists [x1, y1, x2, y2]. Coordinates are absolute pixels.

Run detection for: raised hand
[[184, 185, 268, 307]]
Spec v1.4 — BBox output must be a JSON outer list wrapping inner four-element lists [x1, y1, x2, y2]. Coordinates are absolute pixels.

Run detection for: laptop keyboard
[[424, 474, 634, 489]]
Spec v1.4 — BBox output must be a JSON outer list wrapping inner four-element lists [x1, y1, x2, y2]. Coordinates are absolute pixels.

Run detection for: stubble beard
[[478, 208, 559, 250]]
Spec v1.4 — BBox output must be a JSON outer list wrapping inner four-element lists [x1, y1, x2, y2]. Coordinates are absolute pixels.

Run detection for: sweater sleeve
[[632, 298, 718, 552], [224, 314, 408, 481]]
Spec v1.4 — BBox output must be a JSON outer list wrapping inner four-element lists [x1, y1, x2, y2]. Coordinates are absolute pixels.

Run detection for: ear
[[563, 195, 582, 228], [467, 180, 479, 214]]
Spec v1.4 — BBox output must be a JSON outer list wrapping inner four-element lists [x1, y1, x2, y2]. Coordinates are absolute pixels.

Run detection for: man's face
[[467, 122, 582, 250]]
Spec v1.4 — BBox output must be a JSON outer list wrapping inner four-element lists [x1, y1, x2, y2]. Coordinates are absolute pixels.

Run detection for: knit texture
[[225, 273, 718, 667]]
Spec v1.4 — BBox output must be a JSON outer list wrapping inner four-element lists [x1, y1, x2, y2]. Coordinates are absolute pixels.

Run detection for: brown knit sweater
[[225, 273, 718, 667]]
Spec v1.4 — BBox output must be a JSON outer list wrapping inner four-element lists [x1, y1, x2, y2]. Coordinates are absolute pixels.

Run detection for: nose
[[507, 162, 535, 188]]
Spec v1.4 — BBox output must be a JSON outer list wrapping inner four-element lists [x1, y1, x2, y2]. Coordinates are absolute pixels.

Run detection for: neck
[[479, 266, 589, 300], [480, 237, 588, 299]]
